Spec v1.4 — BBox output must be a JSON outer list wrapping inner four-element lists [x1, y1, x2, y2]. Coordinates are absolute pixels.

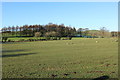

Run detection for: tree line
[[1, 23, 119, 38], [1, 23, 76, 38]]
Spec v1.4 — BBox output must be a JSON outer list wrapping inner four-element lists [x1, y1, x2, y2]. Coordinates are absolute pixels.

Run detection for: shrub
[[28, 39, 34, 41], [40, 39, 47, 41], [8, 39, 12, 42], [2, 37, 8, 42], [58, 37, 61, 40], [53, 37, 57, 40], [68, 37, 72, 40], [46, 37, 51, 40], [19, 39, 25, 41], [62, 38, 67, 40]]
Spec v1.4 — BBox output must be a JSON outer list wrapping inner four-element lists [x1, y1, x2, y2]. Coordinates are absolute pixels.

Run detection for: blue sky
[[2, 2, 118, 31]]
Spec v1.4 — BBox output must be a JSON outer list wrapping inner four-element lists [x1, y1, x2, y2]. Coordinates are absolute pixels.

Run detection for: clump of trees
[[77, 28, 90, 37], [77, 27, 112, 38], [1, 23, 76, 38], [1, 23, 119, 43], [111, 31, 119, 37]]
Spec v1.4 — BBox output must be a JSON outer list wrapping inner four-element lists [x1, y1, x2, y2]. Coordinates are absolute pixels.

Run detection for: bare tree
[[100, 27, 106, 38], [77, 28, 83, 37], [100, 27, 110, 38], [34, 32, 41, 39], [16, 26, 19, 36]]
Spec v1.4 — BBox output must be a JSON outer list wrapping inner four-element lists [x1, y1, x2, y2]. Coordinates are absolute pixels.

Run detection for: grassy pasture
[[2, 38, 118, 78]]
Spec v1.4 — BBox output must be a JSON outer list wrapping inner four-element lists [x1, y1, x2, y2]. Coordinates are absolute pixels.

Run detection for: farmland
[[2, 38, 118, 78]]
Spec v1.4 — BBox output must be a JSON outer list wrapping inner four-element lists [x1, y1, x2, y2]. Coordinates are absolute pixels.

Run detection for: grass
[[2, 38, 118, 78]]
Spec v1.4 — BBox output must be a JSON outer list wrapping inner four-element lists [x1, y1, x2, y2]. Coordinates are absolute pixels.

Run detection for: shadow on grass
[[2, 42, 29, 44], [2, 49, 26, 53], [1, 53, 37, 58], [92, 75, 109, 80]]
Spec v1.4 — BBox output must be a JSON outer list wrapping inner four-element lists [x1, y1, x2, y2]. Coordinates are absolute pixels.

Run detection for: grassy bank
[[2, 38, 118, 78]]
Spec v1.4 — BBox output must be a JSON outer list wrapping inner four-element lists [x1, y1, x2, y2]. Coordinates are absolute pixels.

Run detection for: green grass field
[[2, 38, 118, 78]]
